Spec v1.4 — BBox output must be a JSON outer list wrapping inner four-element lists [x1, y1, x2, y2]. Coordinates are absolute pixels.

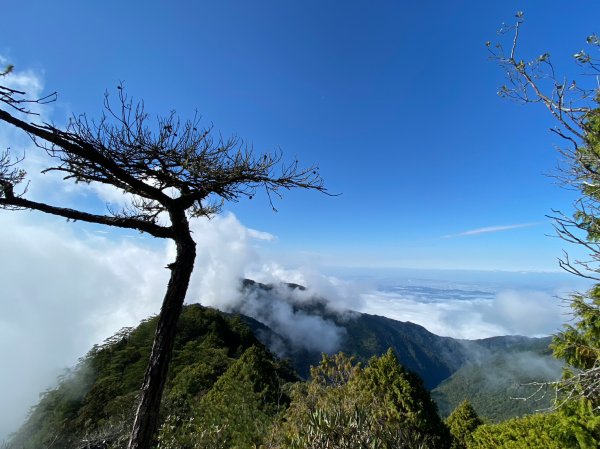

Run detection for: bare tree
[[0, 76, 327, 449], [489, 12, 600, 407]]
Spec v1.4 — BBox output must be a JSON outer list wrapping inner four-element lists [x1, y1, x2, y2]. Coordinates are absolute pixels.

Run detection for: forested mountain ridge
[[9, 305, 297, 449], [237, 280, 560, 421], [237, 279, 556, 389], [432, 347, 562, 421]]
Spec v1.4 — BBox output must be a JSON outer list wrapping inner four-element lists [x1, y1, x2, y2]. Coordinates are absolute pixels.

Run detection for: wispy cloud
[[443, 222, 542, 239], [248, 228, 277, 241]]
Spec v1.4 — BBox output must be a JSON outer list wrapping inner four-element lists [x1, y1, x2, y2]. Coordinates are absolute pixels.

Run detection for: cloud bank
[[0, 214, 169, 441], [358, 284, 566, 339]]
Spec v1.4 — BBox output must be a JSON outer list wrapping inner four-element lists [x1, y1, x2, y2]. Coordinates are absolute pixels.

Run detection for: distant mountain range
[[236, 279, 562, 419]]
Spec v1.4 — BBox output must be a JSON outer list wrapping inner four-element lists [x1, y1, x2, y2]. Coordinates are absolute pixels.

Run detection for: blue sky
[[2, 0, 599, 272]]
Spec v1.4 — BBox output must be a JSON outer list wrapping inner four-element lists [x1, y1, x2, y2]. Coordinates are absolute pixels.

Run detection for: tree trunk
[[127, 223, 196, 449]]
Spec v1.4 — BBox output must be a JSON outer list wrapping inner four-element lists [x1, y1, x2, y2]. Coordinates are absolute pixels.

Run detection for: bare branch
[[492, 14, 600, 411], [0, 194, 173, 238], [0, 75, 57, 115]]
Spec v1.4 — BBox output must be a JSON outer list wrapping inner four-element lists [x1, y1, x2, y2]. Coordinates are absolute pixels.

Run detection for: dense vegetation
[[9, 305, 296, 449], [239, 280, 555, 391], [270, 350, 451, 449], [433, 349, 562, 421], [8, 305, 452, 448], [6, 301, 589, 449]]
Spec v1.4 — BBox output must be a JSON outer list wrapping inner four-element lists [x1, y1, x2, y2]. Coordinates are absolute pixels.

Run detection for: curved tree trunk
[[127, 218, 196, 449]]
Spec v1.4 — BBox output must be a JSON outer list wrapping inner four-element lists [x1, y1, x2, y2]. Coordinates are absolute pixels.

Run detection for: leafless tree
[[0, 74, 327, 449], [489, 12, 600, 407]]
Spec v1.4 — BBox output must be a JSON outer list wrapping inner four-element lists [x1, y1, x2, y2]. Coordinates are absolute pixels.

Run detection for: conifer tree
[[446, 400, 482, 449], [273, 350, 447, 449], [468, 413, 563, 449], [359, 348, 451, 445]]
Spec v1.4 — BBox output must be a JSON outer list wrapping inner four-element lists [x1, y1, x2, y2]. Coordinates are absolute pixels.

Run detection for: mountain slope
[[9, 280, 562, 447], [10, 305, 296, 449], [432, 346, 562, 422], [237, 280, 556, 390]]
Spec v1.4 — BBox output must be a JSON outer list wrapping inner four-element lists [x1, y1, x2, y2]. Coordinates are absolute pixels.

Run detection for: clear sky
[[2, 1, 599, 271]]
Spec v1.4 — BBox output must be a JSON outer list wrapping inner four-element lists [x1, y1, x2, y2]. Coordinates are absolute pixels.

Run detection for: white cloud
[[0, 68, 45, 116], [358, 287, 564, 339], [0, 213, 169, 441], [443, 222, 541, 238], [0, 208, 352, 440], [183, 213, 264, 308], [247, 228, 277, 241], [181, 215, 354, 354], [0, 64, 351, 439], [236, 285, 346, 354], [359, 291, 505, 339], [484, 290, 564, 336], [248, 262, 365, 312], [0, 64, 79, 207]]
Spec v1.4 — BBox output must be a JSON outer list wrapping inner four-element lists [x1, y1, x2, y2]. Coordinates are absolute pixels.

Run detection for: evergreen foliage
[[490, 16, 600, 447], [468, 413, 564, 449], [9, 305, 283, 449], [552, 287, 600, 373], [5, 296, 567, 449], [158, 345, 293, 449], [432, 349, 561, 421], [446, 400, 482, 449], [492, 12, 600, 411], [359, 349, 450, 442], [466, 407, 597, 449], [11, 317, 451, 449], [548, 101, 600, 413], [271, 351, 449, 449], [556, 399, 600, 449]]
